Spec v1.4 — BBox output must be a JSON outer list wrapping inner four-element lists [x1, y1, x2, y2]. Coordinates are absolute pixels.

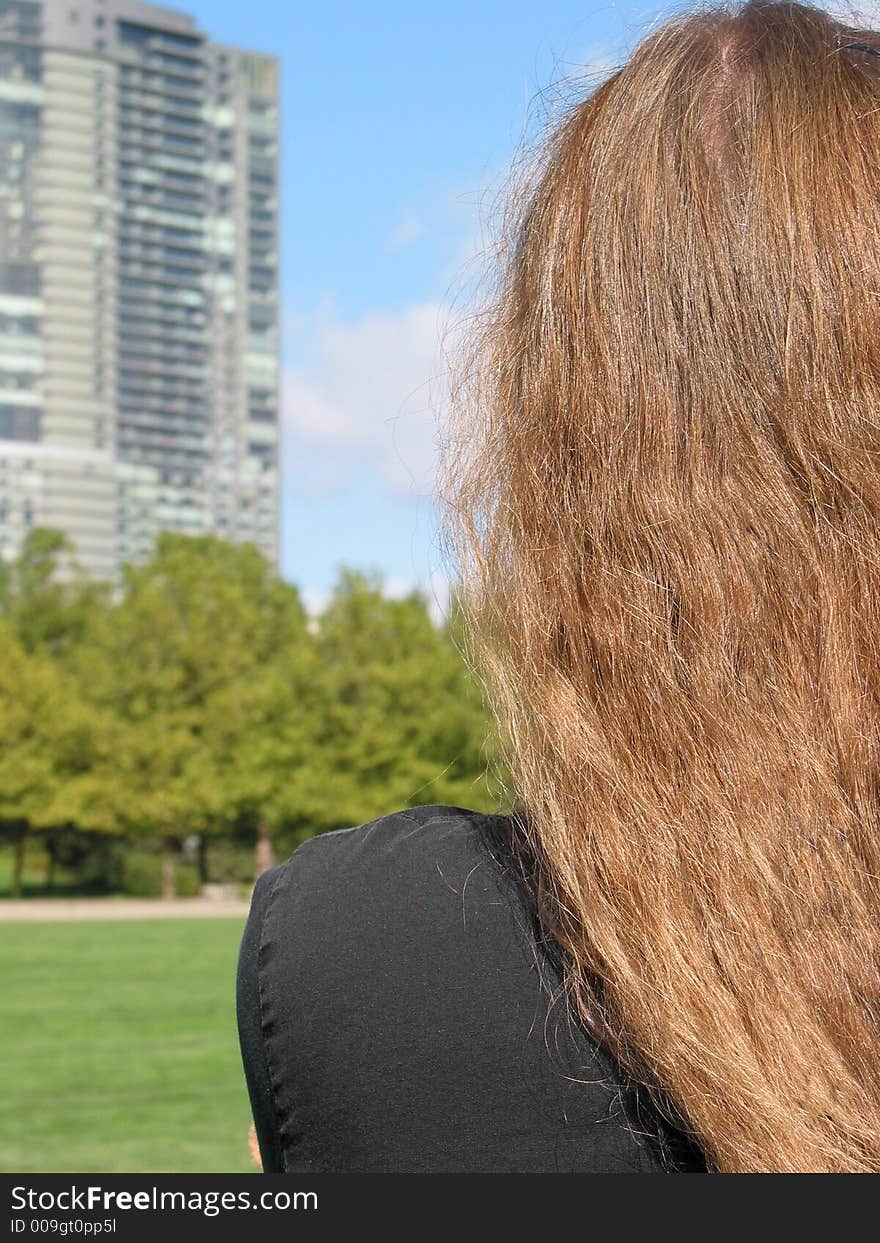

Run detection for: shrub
[[120, 852, 200, 898], [202, 844, 253, 885], [120, 853, 161, 897], [76, 840, 126, 894], [175, 863, 201, 897]]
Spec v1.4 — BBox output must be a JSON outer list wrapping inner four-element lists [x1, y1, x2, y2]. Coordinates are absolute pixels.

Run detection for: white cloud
[[283, 300, 453, 499], [562, 47, 619, 83], [384, 571, 451, 625], [301, 587, 330, 620], [386, 212, 425, 251], [825, 1, 880, 23]]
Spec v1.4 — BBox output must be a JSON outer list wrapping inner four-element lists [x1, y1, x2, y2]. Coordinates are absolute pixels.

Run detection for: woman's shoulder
[[305, 801, 507, 853], [250, 804, 528, 954], [275, 802, 512, 882], [242, 805, 708, 1173]]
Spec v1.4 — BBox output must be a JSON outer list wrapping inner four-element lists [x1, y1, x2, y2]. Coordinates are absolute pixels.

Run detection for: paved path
[[0, 897, 252, 922]]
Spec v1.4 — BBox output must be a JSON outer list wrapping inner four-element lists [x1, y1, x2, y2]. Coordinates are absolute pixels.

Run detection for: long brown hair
[[439, 0, 880, 1172]]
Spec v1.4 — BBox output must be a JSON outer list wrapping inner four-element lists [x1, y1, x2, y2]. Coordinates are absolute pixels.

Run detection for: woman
[[238, 0, 880, 1173]]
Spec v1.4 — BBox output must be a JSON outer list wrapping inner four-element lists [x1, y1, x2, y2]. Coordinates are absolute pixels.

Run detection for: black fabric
[[236, 803, 708, 1174]]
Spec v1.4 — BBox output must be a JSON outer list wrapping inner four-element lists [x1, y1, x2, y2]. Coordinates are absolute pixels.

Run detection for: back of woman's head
[[440, 0, 880, 1172]]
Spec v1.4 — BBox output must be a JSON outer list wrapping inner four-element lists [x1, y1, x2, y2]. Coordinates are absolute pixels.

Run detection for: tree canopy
[[0, 530, 507, 896]]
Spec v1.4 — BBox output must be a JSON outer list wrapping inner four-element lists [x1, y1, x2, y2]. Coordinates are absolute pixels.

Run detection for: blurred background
[[2, 0, 859, 1175]]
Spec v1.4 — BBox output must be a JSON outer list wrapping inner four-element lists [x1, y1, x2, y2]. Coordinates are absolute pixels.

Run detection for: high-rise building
[[0, 0, 279, 581]]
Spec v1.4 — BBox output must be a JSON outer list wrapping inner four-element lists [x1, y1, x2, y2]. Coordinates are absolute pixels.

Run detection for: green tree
[[0, 621, 116, 897], [0, 526, 110, 658], [185, 623, 330, 876], [0, 525, 503, 898], [302, 566, 502, 835], [74, 533, 312, 893]]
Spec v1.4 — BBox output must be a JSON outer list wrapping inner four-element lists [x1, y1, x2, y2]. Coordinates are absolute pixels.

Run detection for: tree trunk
[[11, 825, 27, 899], [45, 835, 57, 893], [197, 836, 209, 886], [161, 844, 176, 900], [255, 819, 276, 880]]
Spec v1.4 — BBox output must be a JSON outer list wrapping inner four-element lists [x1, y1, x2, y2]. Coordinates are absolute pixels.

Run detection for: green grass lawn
[[0, 918, 256, 1173]]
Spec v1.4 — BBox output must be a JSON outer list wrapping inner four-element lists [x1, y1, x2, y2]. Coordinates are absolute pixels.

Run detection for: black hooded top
[[236, 803, 707, 1174]]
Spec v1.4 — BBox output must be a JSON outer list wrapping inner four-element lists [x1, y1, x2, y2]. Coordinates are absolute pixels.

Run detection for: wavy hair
[[439, 0, 880, 1172]]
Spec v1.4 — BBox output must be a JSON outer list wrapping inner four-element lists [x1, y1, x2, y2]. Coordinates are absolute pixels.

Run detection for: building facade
[[0, 0, 279, 580]]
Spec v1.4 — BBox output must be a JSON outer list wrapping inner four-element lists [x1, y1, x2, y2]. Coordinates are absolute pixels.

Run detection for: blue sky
[[182, 0, 672, 615]]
